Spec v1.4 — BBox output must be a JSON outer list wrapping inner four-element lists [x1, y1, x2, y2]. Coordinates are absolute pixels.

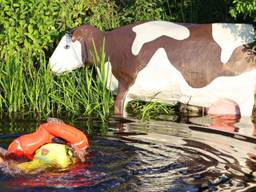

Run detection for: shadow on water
[[0, 114, 255, 192]]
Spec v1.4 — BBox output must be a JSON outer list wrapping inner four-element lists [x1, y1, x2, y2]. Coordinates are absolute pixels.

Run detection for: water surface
[[0, 116, 255, 192]]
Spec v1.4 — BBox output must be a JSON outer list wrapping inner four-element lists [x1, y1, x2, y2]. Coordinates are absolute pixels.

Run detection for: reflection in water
[[190, 114, 256, 138], [117, 119, 256, 191], [208, 114, 240, 132], [0, 117, 255, 191], [8, 162, 97, 187]]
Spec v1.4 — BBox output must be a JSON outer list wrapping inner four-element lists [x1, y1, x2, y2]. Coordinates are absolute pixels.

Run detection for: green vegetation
[[0, 0, 115, 120], [230, 0, 256, 23], [127, 100, 176, 120], [0, 0, 255, 120]]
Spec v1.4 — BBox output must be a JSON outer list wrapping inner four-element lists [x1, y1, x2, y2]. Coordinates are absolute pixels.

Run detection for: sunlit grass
[[0, 47, 113, 120], [126, 100, 177, 121]]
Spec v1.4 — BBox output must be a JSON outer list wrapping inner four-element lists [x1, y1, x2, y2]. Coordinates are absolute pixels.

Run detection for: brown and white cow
[[49, 21, 256, 117]]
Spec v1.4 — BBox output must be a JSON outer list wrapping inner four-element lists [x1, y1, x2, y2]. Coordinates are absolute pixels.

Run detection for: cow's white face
[[49, 34, 83, 74]]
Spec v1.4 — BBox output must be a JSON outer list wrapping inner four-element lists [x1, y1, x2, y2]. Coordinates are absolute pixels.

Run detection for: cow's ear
[[71, 33, 82, 42], [68, 29, 77, 42]]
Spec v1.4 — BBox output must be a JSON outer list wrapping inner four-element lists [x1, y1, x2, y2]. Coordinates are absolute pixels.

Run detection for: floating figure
[[49, 21, 256, 117], [0, 118, 89, 174], [8, 143, 77, 174]]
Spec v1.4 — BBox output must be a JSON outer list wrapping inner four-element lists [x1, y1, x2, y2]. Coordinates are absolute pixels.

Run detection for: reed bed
[[0, 47, 113, 120]]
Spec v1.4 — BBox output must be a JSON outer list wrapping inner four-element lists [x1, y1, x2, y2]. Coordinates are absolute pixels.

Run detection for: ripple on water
[[0, 119, 255, 192]]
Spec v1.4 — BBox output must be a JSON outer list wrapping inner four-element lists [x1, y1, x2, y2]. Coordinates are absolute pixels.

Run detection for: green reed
[[0, 47, 113, 119]]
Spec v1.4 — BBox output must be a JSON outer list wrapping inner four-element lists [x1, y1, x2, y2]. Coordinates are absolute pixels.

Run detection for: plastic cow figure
[[49, 21, 256, 117]]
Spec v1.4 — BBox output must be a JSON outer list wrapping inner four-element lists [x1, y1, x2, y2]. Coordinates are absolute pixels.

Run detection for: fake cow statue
[[49, 21, 256, 117]]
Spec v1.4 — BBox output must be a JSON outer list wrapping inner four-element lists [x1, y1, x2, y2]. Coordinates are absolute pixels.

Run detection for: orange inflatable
[[8, 122, 89, 159]]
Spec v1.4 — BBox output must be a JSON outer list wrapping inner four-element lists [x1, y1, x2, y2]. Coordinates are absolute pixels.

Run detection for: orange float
[[8, 122, 89, 159]]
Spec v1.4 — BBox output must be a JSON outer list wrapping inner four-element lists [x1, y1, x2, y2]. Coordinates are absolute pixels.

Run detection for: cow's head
[[49, 33, 83, 74], [49, 25, 100, 74]]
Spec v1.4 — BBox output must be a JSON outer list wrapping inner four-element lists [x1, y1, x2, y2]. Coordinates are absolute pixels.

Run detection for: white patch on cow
[[182, 69, 256, 117], [96, 61, 119, 92], [127, 48, 185, 104], [123, 48, 256, 117], [131, 21, 190, 55], [105, 61, 119, 92], [212, 23, 255, 64], [49, 34, 83, 74]]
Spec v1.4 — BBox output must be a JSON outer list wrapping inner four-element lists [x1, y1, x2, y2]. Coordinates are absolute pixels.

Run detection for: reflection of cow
[[49, 21, 256, 117]]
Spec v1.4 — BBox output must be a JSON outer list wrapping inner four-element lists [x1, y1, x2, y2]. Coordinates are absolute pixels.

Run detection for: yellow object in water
[[16, 143, 76, 173]]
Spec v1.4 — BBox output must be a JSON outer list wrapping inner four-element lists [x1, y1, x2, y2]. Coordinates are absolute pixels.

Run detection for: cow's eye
[[64, 45, 70, 49]]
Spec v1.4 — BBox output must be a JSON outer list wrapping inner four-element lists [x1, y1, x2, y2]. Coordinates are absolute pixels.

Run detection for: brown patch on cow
[[72, 25, 107, 66], [227, 43, 256, 73]]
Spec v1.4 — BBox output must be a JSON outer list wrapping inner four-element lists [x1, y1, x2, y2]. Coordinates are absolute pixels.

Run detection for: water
[[0, 115, 255, 192]]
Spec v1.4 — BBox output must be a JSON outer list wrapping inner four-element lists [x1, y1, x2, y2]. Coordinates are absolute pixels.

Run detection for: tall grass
[[0, 47, 113, 120]]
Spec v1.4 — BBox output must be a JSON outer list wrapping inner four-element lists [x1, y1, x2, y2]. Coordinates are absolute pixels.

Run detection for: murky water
[[0, 115, 255, 192]]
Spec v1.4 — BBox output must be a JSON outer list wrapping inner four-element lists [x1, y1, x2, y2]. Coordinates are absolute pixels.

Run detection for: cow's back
[[125, 22, 255, 88]]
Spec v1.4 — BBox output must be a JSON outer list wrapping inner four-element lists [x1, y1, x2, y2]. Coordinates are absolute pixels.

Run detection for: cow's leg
[[114, 82, 130, 117]]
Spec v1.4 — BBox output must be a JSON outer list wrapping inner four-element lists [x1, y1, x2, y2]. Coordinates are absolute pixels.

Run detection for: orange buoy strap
[[14, 139, 23, 151], [72, 140, 88, 150], [8, 125, 55, 158], [8, 139, 24, 156], [7, 122, 89, 158], [42, 122, 89, 152]]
